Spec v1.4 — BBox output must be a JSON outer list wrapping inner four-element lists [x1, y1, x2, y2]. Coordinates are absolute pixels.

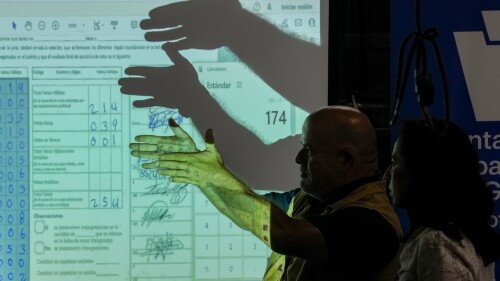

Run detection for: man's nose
[[295, 148, 306, 164], [383, 165, 392, 181]]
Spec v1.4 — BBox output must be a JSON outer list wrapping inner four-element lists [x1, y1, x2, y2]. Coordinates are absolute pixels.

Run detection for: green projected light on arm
[[131, 118, 273, 248]]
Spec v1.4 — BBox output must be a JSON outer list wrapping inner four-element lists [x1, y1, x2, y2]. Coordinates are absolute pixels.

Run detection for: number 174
[[266, 110, 287, 125]]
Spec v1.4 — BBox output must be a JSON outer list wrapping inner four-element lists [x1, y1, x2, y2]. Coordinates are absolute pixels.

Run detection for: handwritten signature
[[148, 107, 184, 133], [142, 181, 188, 205], [139, 232, 184, 261], [142, 200, 175, 227]]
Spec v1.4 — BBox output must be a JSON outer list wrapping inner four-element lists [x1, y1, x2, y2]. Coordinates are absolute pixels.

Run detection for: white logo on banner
[[454, 11, 500, 122]]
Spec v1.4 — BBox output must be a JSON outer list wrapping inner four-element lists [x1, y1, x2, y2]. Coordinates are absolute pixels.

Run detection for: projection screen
[[0, 0, 328, 280]]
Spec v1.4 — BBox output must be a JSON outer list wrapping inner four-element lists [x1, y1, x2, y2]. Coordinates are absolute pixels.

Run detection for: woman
[[385, 119, 500, 280]]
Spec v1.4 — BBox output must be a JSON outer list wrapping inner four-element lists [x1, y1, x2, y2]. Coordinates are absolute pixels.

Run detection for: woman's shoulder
[[404, 226, 468, 253], [408, 227, 452, 243], [400, 227, 494, 280]]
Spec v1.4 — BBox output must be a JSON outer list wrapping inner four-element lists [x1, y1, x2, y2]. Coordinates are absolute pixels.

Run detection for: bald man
[[131, 106, 402, 281]]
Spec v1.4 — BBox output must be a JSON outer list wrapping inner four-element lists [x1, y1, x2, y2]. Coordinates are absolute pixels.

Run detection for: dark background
[[329, 0, 392, 172]]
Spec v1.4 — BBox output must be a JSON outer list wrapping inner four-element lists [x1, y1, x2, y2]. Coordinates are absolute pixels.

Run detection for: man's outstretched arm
[[132, 122, 329, 262]]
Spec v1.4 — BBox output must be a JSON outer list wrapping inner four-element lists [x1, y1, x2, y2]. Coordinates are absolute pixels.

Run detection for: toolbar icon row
[[10, 20, 140, 32]]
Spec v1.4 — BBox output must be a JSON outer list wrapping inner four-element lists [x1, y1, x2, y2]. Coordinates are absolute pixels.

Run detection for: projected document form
[[0, 1, 326, 280]]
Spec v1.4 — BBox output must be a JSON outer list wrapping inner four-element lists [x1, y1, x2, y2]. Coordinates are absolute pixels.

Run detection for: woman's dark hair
[[399, 118, 500, 265]]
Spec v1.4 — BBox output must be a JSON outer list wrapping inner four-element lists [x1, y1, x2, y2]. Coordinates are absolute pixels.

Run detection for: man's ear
[[340, 147, 355, 170]]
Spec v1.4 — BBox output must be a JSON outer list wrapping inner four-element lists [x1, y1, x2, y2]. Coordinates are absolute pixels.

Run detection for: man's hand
[[141, 128, 231, 189], [137, 127, 273, 249], [130, 118, 198, 160], [140, 0, 244, 50]]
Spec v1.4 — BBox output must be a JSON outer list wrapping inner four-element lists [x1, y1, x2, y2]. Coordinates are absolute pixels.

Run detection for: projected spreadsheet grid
[[0, 1, 324, 280], [0, 76, 30, 281], [129, 109, 272, 280], [32, 80, 123, 210]]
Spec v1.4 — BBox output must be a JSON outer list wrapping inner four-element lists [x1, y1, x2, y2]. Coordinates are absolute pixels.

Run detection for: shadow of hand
[[118, 44, 211, 116], [141, 0, 244, 50]]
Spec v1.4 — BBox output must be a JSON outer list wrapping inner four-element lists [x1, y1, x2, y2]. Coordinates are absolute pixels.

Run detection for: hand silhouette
[[139, 0, 328, 113], [118, 0, 331, 189], [141, 0, 244, 50], [118, 43, 212, 115], [119, 43, 301, 190]]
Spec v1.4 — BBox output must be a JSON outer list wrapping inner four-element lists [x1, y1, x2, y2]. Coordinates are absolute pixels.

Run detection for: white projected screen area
[[0, 1, 328, 280]]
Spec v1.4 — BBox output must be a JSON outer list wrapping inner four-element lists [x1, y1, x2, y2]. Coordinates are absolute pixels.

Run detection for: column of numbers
[[88, 85, 122, 208], [0, 77, 29, 281], [219, 215, 244, 279], [194, 188, 271, 280], [194, 191, 220, 279]]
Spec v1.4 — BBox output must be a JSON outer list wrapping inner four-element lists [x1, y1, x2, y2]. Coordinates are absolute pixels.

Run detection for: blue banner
[[391, 0, 500, 276]]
